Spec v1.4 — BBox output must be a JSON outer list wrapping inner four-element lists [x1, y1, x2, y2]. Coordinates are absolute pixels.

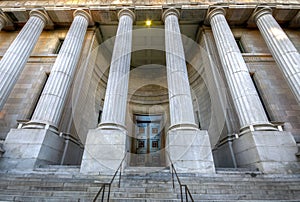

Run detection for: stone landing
[[167, 128, 215, 173]]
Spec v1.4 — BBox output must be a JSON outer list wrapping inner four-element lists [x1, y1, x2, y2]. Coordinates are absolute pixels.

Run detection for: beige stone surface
[[167, 128, 215, 173], [0, 1, 299, 173], [233, 131, 299, 173], [80, 128, 127, 175]]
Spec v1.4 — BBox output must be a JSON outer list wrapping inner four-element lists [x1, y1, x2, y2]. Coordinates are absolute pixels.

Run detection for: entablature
[[0, 1, 299, 30]]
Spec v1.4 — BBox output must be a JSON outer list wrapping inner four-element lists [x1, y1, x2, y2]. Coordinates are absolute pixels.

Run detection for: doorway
[[130, 114, 165, 167]]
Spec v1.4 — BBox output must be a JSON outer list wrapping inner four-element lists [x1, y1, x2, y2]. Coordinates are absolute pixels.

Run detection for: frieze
[[0, 0, 299, 27], [0, 0, 300, 7]]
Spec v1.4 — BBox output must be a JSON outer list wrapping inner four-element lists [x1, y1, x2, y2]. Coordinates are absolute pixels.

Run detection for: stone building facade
[[0, 0, 299, 175]]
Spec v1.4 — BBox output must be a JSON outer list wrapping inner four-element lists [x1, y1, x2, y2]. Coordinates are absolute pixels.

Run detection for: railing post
[[180, 185, 183, 201], [101, 185, 105, 202], [171, 165, 175, 189], [93, 153, 128, 201], [119, 163, 122, 188], [185, 185, 188, 201], [167, 153, 194, 202], [107, 184, 111, 202]]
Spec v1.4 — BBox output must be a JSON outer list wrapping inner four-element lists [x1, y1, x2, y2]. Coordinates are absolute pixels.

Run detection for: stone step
[[7, 196, 82, 202], [0, 172, 300, 201], [109, 199, 181, 202], [124, 167, 170, 174], [111, 192, 178, 199], [108, 200, 300, 202], [199, 193, 299, 200]]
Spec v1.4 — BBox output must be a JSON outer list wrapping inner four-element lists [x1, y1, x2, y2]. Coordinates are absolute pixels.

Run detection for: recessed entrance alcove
[[127, 62, 169, 168]]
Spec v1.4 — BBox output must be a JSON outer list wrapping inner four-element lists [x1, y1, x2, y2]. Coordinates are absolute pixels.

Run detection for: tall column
[[162, 8, 215, 174], [81, 9, 135, 174], [254, 7, 300, 103], [162, 8, 197, 130], [0, 10, 49, 110], [208, 8, 276, 133], [99, 9, 135, 130], [27, 10, 91, 129]]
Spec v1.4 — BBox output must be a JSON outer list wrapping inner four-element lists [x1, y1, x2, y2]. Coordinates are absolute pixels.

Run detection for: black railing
[[168, 153, 194, 202], [93, 152, 128, 202]]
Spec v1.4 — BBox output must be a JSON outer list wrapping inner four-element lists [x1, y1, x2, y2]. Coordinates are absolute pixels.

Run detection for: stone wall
[[0, 29, 95, 140]]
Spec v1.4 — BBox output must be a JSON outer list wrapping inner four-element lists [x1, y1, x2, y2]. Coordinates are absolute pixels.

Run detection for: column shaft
[[163, 9, 196, 129], [254, 8, 300, 103], [0, 10, 48, 110], [208, 8, 274, 132], [30, 10, 90, 128], [99, 9, 134, 129]]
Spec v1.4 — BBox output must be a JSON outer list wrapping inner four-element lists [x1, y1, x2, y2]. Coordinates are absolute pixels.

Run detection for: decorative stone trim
[[253, 7, 273, 23], [118, 8, 135, 21], [22, 121, 59, 134], [162, 8, 180, 22], [239, 123, 278, 135], [29, 9, 51, 25], [73, 9, 92, 23], [207, 7, 226, 23], [0, 12, 9, 30]]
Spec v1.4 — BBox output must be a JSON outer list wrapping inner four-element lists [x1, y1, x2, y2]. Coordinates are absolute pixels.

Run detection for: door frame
[[129, 113, 166, 167]]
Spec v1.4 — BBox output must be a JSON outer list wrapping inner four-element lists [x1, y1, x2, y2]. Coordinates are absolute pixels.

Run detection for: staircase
[[0, 166, 299, 201]]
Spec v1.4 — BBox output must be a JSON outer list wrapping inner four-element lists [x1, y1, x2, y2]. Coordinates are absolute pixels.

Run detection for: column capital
[[118, 8, 135, 21], [0, 13, 9, 28], [29, 9, 50, 25], [162, 8, 180, 22], [207, 7, 226, 24], [253, 7, 273, 23], [73, 9, 92, 23]]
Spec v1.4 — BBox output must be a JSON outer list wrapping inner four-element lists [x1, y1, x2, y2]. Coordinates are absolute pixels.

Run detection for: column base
[[80, 128, 127, 175], [21, 121, 58, 132], [167, 128, 215, 173], [233, 131, 300, 174], [0, 128, 65, 172], [239, 123, 278, 135]]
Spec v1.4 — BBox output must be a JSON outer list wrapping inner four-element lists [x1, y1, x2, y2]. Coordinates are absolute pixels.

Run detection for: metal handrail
[[167, 153, 194, 202], [93, 152, 128, 202]]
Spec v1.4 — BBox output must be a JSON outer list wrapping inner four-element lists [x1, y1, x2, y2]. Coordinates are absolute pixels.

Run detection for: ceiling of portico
[[99, 23, 200, 68]]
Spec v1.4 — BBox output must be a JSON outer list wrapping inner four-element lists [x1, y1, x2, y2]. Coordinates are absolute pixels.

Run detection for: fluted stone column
[[208, 8, 275, 133], [207, 8, 299, 173], [0, 10, 90, 171], [163, 9, 197, 129], [81, 9, 135, 174], [99, 9, 135, 130], [162, 8, 215, 173], [0, 10, 49, 110], [254, 8, 300, 103], [27, 10, 91, 129]]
